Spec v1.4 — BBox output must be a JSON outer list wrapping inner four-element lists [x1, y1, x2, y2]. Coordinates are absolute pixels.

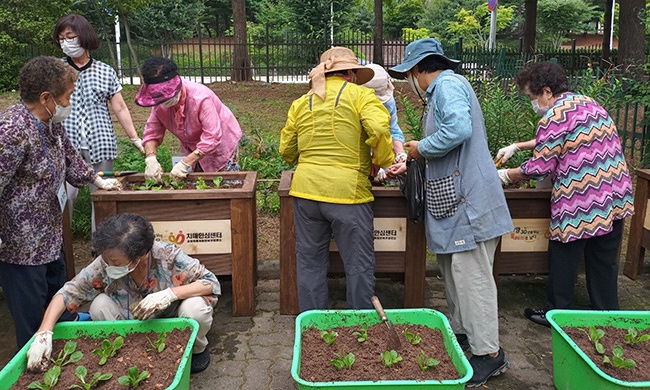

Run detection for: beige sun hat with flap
[[308, 47, 375, 100]]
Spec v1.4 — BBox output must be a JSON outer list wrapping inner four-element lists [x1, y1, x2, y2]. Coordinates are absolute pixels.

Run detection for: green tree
[[132, 0, 205, 57], [447, 3, 515, 49], [536, 0, 597, 47], [384, 0, 425, 40]]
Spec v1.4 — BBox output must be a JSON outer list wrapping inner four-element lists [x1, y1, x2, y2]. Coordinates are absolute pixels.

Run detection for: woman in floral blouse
[[26, 213, 220, 374], [0, 56, 120, 351]]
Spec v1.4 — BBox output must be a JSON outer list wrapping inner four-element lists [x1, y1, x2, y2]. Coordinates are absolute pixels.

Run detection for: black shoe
[[190, 349, 211, 374], [524, 308, 551, 328], [454, 333, 471, 352], [467, 347, 509, 387]]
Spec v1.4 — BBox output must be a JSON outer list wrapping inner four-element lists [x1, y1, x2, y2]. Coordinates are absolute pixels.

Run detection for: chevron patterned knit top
[[520, 92, 634, 243]]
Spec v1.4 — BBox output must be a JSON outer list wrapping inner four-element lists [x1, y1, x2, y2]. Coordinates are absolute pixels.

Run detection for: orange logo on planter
[[167, 231, 186, 245]]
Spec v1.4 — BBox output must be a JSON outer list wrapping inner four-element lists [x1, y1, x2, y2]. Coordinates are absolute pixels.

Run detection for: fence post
[[198, 21, 204, 84], [266, 24, 270, 83], [571, 39, 577, 75], [457, 37, 463, 75]]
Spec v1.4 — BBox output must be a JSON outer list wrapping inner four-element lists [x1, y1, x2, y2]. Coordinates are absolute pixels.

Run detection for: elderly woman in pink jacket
[[135, 56, 242, 182]]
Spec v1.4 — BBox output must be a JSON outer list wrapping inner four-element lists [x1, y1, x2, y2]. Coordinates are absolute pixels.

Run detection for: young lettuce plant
[[27, 366, 61, 390], [69, 366, 113, 390], [624, 327, 650, 345], [416, 350, 440, 372], [404, 328, 422, 345], [351, 323, 368, 343], [118, 365, 150, 387], [50, 341, 83, 367], [381, 350, 403, 367], [213, 176, 224, 188], [196, 177, 210, 190], [147, 332, 167, 353], [93, 335, 124, 365], [330, 352, 355, 370], [320, 330, 337, 346], [603, 345, 636, 369], [583, 326, 605, 354]]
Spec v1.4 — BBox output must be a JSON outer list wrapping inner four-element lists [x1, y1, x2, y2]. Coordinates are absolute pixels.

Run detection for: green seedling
[[582, 326, 605, 354], [69, 366, 113, 390], [330, 352, 355, 370], [136, 177, 162, 191], [624, 327, 650, 345], [404, 328, 422, 345], [603, 345, 636, 369], [212, 176, 223, 188], [50, 340, 83, 367], [160, 175, 172, 187], [416, 350, 440, 372], [27, 365, 61, 390], [147, 332, 167, 353], [93, 335, 124, 365], [320, 330, 337, 346], [118, 365, 150, 387], [351, 323, 368, 343], [171, 180, 185, 190], [196, 176, 210, 190], [381, 350, 403, 367]]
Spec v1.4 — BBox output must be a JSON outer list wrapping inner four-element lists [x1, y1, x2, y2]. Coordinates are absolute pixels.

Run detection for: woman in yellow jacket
[[279, 47, 395, 312]]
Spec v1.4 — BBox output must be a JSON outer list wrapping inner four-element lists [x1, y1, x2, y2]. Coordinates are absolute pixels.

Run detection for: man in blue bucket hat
[[386, 38, 513, 387]]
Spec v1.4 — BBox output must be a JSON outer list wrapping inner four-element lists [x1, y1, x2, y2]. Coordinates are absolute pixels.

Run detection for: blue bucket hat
[[388, 38, 460, 79]]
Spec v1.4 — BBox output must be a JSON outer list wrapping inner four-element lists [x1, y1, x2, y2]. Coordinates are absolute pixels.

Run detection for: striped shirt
[[62, 57, 121, 164], [520, 92, 634, 243]]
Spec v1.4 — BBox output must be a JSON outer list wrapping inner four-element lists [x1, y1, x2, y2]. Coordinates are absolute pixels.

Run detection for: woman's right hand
[[26, 330, 53, 372], [386, 162, 407, 177], [145, 156, 163, 182]]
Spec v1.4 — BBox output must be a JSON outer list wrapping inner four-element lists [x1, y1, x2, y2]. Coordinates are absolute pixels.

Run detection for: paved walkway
[[2, 260, 650, 389]]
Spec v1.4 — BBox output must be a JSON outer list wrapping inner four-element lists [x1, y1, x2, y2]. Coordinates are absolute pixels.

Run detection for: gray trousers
[[66, 150, 113, 230], [89, 293, 213, 354], [292, 198, 376, 312], [437, 237, 500, 356]]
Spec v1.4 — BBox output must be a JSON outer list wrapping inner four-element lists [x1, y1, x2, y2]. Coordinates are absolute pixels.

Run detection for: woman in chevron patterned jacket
[[498, 61, 634, 328]]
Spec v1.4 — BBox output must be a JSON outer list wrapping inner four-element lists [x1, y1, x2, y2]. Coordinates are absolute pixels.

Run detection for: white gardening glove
[[495, 143, 520, 166], [145, 156, 163, 182], [131, 288, 178, 320], [26, 330, 53, 371], [394, 152, 408, 164], [130, 138, 145, 155], [170, 160, 191, 182], [497, 169, 512, 185], [93, 176, 122, 191], [374, 168, 388, 183]]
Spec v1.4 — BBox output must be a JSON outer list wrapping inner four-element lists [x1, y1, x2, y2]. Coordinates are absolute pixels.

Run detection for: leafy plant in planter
[[603, 345, 636, 369], [330, 353, 355, 370], [118, 365, 150, 387], [624, 327, 650, 345], [582, 326, 606, 354], [320, 330, 337, 346], [93, 335, 124, 365], [50, 341, 83, 367], [69, 366, 113, 389], [416, 350, 440, 372], [135, 177, 162, 191], [404, 327, 422, 345], [381, 350, 403, 367], [147, 331, 167, 353], [351, 323, 368, 343], [27, 366, 60, 390]]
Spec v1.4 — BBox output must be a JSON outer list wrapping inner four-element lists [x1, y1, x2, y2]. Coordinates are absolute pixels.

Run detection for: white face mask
[[61, 38, 85, 58], [105, 256, 141, 280], [161, 93, 181, 108], [44, 99, 73, 123], [531, 99, 550, 117], [407, 72, 426, 102]]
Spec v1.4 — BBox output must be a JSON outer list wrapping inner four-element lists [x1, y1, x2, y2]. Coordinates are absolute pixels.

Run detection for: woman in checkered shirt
[[52, 14, 144, 219]]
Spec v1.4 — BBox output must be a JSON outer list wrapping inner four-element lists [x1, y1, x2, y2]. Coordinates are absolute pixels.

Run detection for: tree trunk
[[90, 1, 117, 69], [601, 0, 614, 71], [121, 16, 140, 76], [231, 0, 252, 81], [372, 0, 383, 65], [618, 0, 645, 80], [522, 0, 537, 54]]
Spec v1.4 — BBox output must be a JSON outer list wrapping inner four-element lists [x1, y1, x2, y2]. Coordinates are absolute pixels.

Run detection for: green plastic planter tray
[[0, 318, 199, 390], [547, 309, 650, 389], [291, 308, 472, 389]]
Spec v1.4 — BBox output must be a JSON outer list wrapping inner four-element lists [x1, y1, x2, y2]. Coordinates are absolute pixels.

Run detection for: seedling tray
[[292, 308, 472, 389], [0, 318, 199, 390], [547, 309, 650, 389]]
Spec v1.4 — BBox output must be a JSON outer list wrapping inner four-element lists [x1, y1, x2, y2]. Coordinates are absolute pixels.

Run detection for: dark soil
[[299, 323, 461, 383], [563, 326, 650, 383], [12, 328, 191, 389]]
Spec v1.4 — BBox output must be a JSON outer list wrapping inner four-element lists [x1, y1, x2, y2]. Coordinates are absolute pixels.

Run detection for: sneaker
[[454, 333, 471, 352], [467, 347, 509, 387], [190, 349, 211, 374], [524, 308, 551, 328], [76, 312, 91, 321]]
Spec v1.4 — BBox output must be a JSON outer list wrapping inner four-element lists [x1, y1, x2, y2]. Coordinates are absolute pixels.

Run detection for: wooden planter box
[[91, 172, 258, 316], [624, 169, 650, 279], [494, 188, 552, 278], [278, 171, 426, 315]]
